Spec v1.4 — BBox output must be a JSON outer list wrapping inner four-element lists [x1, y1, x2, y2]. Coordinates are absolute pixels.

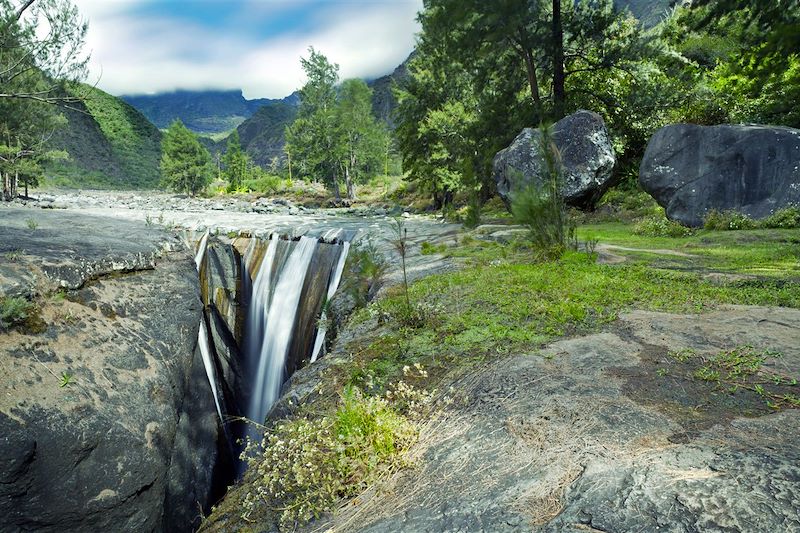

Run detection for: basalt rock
[[493, 110, 616, 210], [0, 209, 222, 532], [639, 123, 800, 227]]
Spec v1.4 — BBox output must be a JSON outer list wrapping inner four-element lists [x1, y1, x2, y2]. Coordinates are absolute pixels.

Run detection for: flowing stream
[[244, 235, 323, 429]]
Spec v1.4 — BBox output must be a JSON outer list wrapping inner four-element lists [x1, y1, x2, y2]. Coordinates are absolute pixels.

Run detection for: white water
[[193, 231, 224, 423], [246, 236, 318, 426], [310, 241, 350, 363]]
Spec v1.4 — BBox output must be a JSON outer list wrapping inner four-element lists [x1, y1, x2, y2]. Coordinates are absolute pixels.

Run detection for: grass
[[343, 243, 799, 395], [667, 346, 800, 410], [577, 223, 800, 277]]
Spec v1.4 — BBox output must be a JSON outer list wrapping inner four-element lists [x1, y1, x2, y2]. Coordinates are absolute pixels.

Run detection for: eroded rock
[[639, 123, 800, 227], [493, 110, 616, 210], [0, 209, 221, 532]]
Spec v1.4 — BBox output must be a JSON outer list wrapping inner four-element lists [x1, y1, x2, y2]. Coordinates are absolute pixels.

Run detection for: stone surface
[[319, 306, 800, 532], [493, 110, 616, 210], [0, 209, 220, 532], [639, 123, 800, 227]]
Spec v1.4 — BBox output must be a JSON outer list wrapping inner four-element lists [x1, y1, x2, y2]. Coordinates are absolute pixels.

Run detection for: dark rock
[[639, 123, 800, 227], [0, 209, 221, 532], [493, 110, 616, 210]]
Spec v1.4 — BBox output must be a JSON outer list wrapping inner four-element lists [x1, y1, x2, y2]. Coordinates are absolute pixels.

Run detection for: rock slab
[[639, 123, 800, 226], [493, 110, 616, 210], [0, 209, 221, 532]]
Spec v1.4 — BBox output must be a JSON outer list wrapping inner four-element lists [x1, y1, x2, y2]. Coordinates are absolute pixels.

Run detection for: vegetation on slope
[[46, 83, 162, 189], [121, 89, 296, 133]]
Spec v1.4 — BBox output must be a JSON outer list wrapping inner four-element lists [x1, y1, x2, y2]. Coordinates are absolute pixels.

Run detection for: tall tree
[[160, 120, 212, 196], [222, 129, 247, 192], [335, 79, 386, 200], [285, 48, 342, 197], [0, 0, 88, 199]]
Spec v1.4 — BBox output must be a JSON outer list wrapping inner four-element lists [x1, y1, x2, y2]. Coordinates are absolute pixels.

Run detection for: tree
[[160, 120, 212, 196], [222, 129, 247, 192], [335, 79, 386, 199], [285, 48, 342, 197], [0, 0, 89, 199], [0, 0, 89, 104]]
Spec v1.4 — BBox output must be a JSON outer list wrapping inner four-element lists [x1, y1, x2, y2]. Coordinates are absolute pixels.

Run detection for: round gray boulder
[[493, 110, 616, 210]]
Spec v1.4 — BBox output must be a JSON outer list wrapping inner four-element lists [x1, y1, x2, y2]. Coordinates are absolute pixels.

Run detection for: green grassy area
[[342, 233, 799, 396], [578, 223, 800, 277]]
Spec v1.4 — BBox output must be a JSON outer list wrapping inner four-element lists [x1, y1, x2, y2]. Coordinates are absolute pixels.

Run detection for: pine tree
[[222, 129, 247, 192], [160, 120, 212, 196]]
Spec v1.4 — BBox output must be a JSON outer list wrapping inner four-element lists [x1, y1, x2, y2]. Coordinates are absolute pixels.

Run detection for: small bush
[[420, 241, 447, 255], [243, 174, 283, 194], [634, 212, 695, 237], [704, 209, 757, 231], [0, 297, 34, 331], [242, 387, 416, 529], [760, 207, 800, 229], [511, 125, 575, 256]]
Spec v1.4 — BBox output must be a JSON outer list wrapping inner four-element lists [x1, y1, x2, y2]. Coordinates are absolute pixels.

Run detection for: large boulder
[[493, 110, 616, 210], [0, 208, 224, 532], [639, 123, 800, 227]]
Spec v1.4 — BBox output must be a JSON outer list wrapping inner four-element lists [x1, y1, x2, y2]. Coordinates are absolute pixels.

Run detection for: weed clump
[[242, 385, 420, 529], [704, 209, 757, 231], [511, 125, 576, 258], [633, 211, 695, 237], [0, 297, 35, 332]]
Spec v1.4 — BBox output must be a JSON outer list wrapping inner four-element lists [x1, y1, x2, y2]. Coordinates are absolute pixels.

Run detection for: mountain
[[368, 54, 412, 129], [236, 100, 298, 168], [120, 89, 298, 134], [46, 84, 162, 189], [615, 0, 675, 27]]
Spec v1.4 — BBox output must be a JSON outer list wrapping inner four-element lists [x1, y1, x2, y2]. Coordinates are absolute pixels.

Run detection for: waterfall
[[310, 241, 350, 363], [245, 236, 318, 427], [193, 231, 224, 424]]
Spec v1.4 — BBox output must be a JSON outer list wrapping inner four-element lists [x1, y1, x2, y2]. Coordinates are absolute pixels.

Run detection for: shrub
[[242, 387, 416, 529], [0, 297, 33, 331], [511, 125, 575, 256], [760, 207, 800, 229], [243, 174, 283, 194], [633, 212, 695, 237], [704, 209, 757, 231]]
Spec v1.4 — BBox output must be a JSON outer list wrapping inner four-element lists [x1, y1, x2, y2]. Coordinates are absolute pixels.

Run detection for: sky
[[72, 0, 423, 99]]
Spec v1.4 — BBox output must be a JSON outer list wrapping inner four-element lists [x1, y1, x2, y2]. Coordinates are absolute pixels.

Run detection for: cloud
[[73, 0, 422, 98]]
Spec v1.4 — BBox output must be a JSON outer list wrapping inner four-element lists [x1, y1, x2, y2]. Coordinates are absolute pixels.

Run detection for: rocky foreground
[[0, 208, 222, 531]]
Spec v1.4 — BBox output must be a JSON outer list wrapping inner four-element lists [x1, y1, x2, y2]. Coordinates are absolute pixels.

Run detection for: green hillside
[[615, 0, 674, 27], [46, 84, 162, 189], [236, 101, 298, 167]]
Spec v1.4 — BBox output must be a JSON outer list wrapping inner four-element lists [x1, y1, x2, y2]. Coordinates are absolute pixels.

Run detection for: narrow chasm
[[193, 229, 354, 495]]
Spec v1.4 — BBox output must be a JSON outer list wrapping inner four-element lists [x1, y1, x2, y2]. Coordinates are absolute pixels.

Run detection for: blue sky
[[73, 0, 422, 98]]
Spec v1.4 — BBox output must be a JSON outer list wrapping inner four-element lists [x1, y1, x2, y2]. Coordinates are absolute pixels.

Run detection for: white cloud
[[73, 0, 422, 98]]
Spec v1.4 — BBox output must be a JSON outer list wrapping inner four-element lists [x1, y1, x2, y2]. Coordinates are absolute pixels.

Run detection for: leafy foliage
[[242, 386, 417, 529], [160, 120, 212, 195], [286, 49, 389, 200]]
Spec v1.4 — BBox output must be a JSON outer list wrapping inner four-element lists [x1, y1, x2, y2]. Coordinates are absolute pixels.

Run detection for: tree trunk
[[552, 0, 566, 120], [2, 172, 9, 201], [522, 48, 543, 121], [346, 153, 357, 200]]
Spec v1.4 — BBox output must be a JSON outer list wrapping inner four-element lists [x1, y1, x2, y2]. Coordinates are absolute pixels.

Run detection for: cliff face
[[0, 209, 221, 532]]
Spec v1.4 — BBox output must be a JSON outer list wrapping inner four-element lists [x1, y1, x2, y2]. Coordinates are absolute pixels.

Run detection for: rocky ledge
[[0, 208, 222, 532], [259, 306, 800, 532]]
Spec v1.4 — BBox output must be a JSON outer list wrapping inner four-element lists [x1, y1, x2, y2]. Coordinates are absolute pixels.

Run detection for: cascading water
[[194, 231, 224, 423], [245, 236, 319, 428], [310, 240, 350, 363]]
